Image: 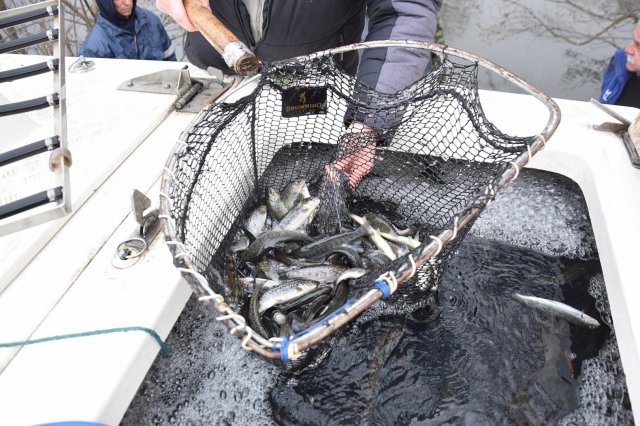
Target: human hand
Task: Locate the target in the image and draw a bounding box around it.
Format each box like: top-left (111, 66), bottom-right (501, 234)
top-left (325, 121), bottom-right (377, 191)
top-left (156, 0), bottom-right (209, 32)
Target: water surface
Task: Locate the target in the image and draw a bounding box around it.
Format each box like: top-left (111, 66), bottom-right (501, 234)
top-left (440, 0), bottom-right (636, 101)
top-left (123, 169), bottom-right (634, 425)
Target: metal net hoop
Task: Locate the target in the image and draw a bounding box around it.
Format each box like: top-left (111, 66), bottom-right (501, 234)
top-left (159, 40), bottom-right (561, 361)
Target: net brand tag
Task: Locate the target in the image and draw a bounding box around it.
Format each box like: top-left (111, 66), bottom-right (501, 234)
top-left (281, 87), bottom-right (327, 118)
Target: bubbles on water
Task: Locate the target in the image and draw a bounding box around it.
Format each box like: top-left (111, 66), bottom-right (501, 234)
top-left (121, 297), bottom-right (279, 426)
top-left (268, 237), bottom-right (591, 424)
top-left (471, 169), bottom-right (598, 259)
top-left (125, 169), bottom-right (630, 424)
top-left (559, 274), bottom-right (634, 425)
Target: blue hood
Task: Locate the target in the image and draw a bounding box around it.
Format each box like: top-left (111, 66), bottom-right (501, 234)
top-left (96, 0), bottom-right (137, 32)
top-left (600, 48), bottom-right (632, 105)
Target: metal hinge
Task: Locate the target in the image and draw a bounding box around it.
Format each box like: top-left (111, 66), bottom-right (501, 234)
top-left (112, 189), bottom-right (163, 268)
top-left (117, 65), bottom-right (234, 113)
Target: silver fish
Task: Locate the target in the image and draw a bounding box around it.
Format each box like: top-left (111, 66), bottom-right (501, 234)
top-left (284, 264), bottom-right (348, 283)
top-left (363, 249), bottom-right (391, 268)
top-left (358, 218), bottom-right (396, 260)
top-left (364, 213), bottom-right (397, 235)
top-left (349, 213), bottom-right (366, 226)
top-left (242, 230), bottom-right (314, 263)
top-left (326, 246), bottom-right (363, 268)
top-left (319, 280), bottom-right (350, 317)
top-left (266, 187), bottom-right (288, 220)
top-left (379, 231), bottom-right (421, 249)
top-left (277, 285), bottom-right (332, 313)
top-left (257, 257), bottom-right (286, 281)
top-left (292, 226), bottom-right (367, 259)
top-left (229, 233), bottom-right (251, 253)
top-left (272, 252), bottom-right (326, 268)
top-left (245, 205), bottom-right (268, 239)
top-left (249, 280), bottom-right (269, 337)
top-left (335, 267), bottom-right (369, 284)
top-left (396, 225), bottom-right (418, 237)
top-left (238, 277), bottom-right (282, 290)
top-left (272, 310), bottom-right (287, 326)
top-left (512, 293), bottom-right (601, 329)
top-left (280, 179), bottom-right (310, 210)
top-left (259, 280), bottom-right (320, 313)
top-left (274, 197), bottom-right (321, 231)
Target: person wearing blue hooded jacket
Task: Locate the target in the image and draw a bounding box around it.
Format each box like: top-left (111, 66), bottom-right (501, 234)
top-left (80, 0), bottom-right (177, 61)
top-left (600, 21), bottom-right (640, 108)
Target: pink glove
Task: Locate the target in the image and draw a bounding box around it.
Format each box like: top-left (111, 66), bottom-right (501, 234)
top-left (325, 121), bottom-right (377, 191)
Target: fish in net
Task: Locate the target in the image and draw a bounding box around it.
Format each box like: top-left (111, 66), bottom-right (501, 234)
top-left (160, 41), bottom-right (560, 363)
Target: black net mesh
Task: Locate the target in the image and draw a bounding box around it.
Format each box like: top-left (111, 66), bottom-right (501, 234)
top-left (164, 45), bottom-right (536, 354)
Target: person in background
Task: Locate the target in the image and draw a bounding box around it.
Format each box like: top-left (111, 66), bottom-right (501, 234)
top-left (155, 0), bottom-right (442, 189)
top-left (80, 0), bottom-right (177, 61)
top-left (600, 20), bottom-right (640, 108)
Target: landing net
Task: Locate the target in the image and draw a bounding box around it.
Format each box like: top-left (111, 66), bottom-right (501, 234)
top-left (160, 41), bottom-right (560, 362)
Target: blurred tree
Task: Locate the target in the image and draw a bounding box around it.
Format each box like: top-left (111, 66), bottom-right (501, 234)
top-left (491, 0), bottom-right (638, 49)
top-left (482, 0), bottom-right (639, 94)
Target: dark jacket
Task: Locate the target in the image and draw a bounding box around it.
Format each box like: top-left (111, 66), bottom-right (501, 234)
top-left (185, 0), bottom-right (442, 93)
top-left (600, 48), bottom-right (631, 105)
top-left (80, 0), bottom-right (176, 61)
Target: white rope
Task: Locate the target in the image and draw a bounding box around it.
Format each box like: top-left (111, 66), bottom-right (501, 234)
top-left (165, 240), bottom-right (187, 251)
top-left (218, 311), bottom-right (268, 351)
top-left (508, 161), bottom-right (520, 182)
top-left (430, 235), bottom-right (443, 255)
top-left (198, 294), bottom-right (224, 304)
top-left (177, 267), bottom-right (221, 303)
top-left (408, 254), bottom-right (417, 277)
top-left (177, 267), bottom-right (267, 352)
top-left (241, 328), bottom-right (254, 351)
top-left (268, 336), bottom-right (300, 359)
top-left (379, 271), bottom-right (398, 295)
top-left (158, 192), bottom-right (171, 202)
top-left (165, 240), bottom-right (190, 261)
top-left (288, 342), bottom-right (301, 360)
top-left (526, 144), bottom-right (533, 162)
top-left (451, 217), bottom-right (459, 240)
top-left (216, 313), bottom-right (246, 335)
top-left (158, 215), bottom-right (177, 232)
top-left (269, 337), bottom-right (285, 346)
top-left (162, 167), bottom-right (177, 181)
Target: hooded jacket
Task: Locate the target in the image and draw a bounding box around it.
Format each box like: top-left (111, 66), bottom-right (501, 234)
top-left (600, 48), bottom-right (631, 105)
top-left (80, 0), bottom-right (176, 61)
top-left (185, 0), bottom-right (442, 94)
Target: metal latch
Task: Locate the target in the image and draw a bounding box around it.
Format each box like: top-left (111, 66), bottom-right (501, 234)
top-left (112, 189), bottom-right (163, 268)
top-left (590, 98), bottom-right (640, 168)
top-left (117, 65), bottom-right (233, 113)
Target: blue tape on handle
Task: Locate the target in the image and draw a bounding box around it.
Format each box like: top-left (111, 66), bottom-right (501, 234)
top-left (279, 337), bottom-right (291, 362)
top-left (374, 279), bottom-right (391, 299)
